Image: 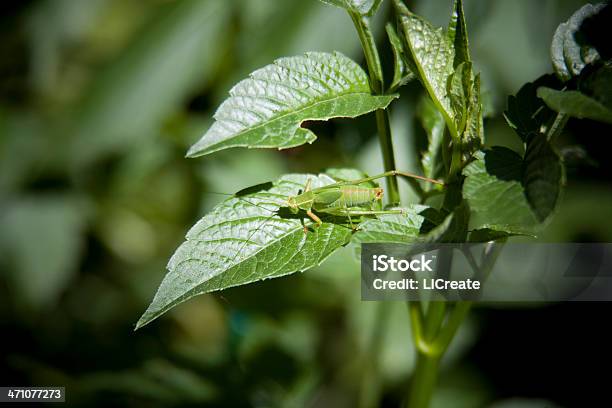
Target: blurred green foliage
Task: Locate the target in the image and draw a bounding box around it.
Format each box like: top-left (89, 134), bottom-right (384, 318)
top-left (0, 0), bottom-right (609, 406)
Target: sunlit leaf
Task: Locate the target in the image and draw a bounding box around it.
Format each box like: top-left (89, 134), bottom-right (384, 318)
top-left (187, 52), bottom-right (396, 157)
top-left (396, 7), bottom-right (456, 136)
top-left (137, 174), bottom-right (353, 329)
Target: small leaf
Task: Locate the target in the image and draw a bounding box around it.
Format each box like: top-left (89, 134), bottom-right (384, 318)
top-left (448, 61), bottom-right (472, 135)
top-left (463, 73), bottom-right (484, 154)
top-left (523, 135), bottom-right (564, 222)
top-left (385, 23), bottom-right (415, 91)
top-left (504, 75), bottom-right (561, 142)
top-left (317, 0), bottom-right (383, 16)
top-left (396, 7), bottom-right (456, 137)
top-left (137, 174), bottom-right (352, 329)
top-left (416, 95), bottom-right (445, 180)
top-left (187, 52), bottom-right (396, 157)
top-left (468, 228), bottom-right (519, 243)
top-left (448, 0), bottom-right (470, 68)
top-left (537, 87), bottom-right (612, 124)
top-left (551, 3), bottom-right (605, 81)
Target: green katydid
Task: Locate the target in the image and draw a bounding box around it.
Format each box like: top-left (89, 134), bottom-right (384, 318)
top-left (285, 170), bottom-right (444, 231)
top-left (202, 169), bottom-right (443, 264)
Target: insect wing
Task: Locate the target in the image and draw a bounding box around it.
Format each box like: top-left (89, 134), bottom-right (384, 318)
top-left (313, 189), bottom-right (343, 205)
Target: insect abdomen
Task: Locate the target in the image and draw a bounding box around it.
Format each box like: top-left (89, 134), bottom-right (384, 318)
top-left (340, 186), bottom-right (377, 207)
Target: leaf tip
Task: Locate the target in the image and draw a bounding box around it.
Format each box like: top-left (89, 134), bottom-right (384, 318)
top-left (134, 315), bottom-right (149, 331)
top-left (186, 143), bottom-right (210, 158)
top-left (134, 304), bottom-right (163, 331)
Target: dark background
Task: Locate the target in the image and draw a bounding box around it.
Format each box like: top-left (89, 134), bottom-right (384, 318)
top-left (1, 0), bottom-right (611, 406)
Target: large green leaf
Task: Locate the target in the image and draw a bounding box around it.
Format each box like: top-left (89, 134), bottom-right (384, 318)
top-left (136, 174), bottom-right (352, 329)
top-left (537, 87), bottom-right (612, 124)
top-left (396, 8), bottom-right (456, 136)
top-left (187, 52), bottom-right (396, 157)
top-left (551, 3), bottom-right (605, 82)
top-left (317, 0), bottom-right (383, 16)
top-left (396, 0), bottom-right (476, 145)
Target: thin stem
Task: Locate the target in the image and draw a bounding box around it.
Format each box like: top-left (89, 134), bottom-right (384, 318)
top-left (423, 301), bottom-right (446, 342)
top-left (433, 301), bottom-right (472, 353)
top-left (409, 301), bottom-right (435, 355)
top-left (349, 11), bottom-right (400, 204)
top-left (349, 11), bottom-right (400, 408)
top-left (547, 112), bottom-right (568, 143)
top-left (349, 12), bottom-right (384, 94)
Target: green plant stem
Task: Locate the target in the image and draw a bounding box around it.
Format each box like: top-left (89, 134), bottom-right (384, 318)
top-left (349, 11), bottom-right (400, 408)
top-left (350, 11), bottom-right (400, 204)
top-left (407, 249), bottom-right (451, 407)
top-left (409, 350), bottom-right (441, 408)
top-left (407, 243), bottom-right (505, 407)
top-left (547, 112), bottom-right (568, 143)
top-left (359, 301), bottom-right (392, 408)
